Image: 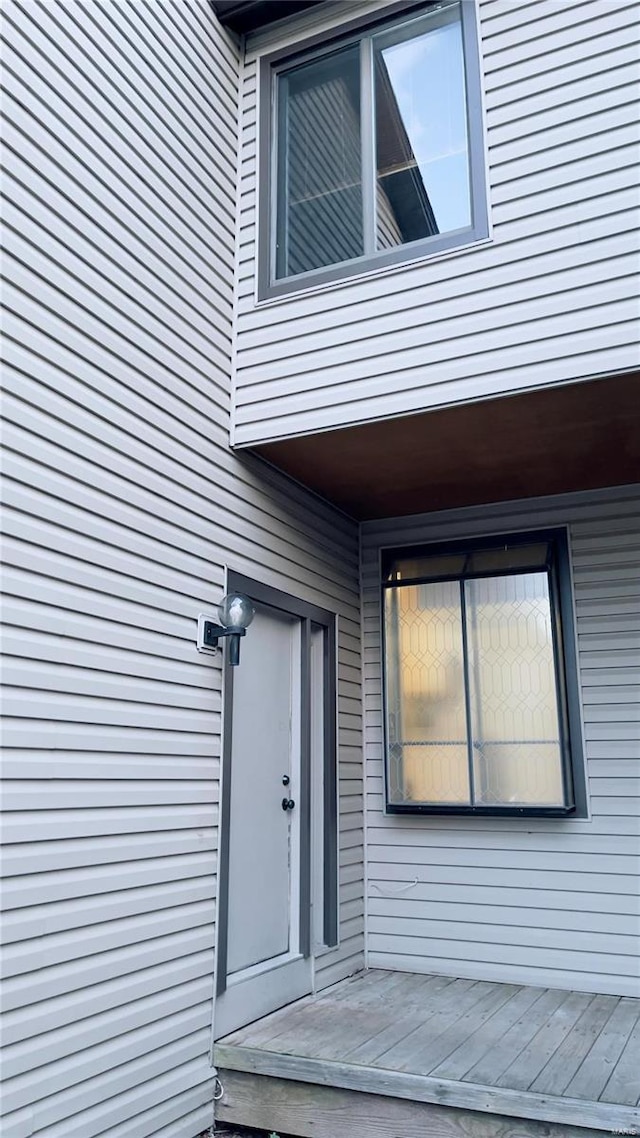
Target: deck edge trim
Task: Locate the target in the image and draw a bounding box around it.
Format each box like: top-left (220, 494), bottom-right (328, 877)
top-left (214, 1043), bottom-right (640, 1132)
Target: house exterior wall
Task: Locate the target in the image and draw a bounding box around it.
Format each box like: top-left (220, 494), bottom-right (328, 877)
top-left (232, 0), bottom-right (640, 447)
top-left (361, 485), bottom-right (640, 998)
top-left (0, 3), bottom-right (362, 1136)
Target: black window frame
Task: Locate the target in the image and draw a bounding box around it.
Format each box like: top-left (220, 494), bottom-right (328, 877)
top-left (257, 0), bottom-right (489, 300)
top-left (380, 528), bottom-right (588, 818)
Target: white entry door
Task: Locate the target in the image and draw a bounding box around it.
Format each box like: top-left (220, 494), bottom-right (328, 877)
top-left (214, 603), bottom-right (313, 1038)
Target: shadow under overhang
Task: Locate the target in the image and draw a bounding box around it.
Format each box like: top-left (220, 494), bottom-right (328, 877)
top-left (210, 0), bottom-right (324, 34)
top-left (249, 373), bottom-right (640, 520)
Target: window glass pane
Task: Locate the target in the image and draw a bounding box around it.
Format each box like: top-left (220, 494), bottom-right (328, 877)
top-left (374, 6), bottom-right (470, 250)
top-left (386, 542), bottom-right (550, 583)
top-left (385, 553), bottom-right (467, 583)
top-left (468, 543), bottom-right (550, 575)
top-left (465, 573), bottom-right (566, 807)
top-left (276, 46), bottom-right (363, 278)
top-left (385, 582), bottom-right (470, 805)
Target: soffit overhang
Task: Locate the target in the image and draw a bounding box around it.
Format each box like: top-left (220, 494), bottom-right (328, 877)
top-left (210, 0), bottom-right (326, 34)
top-left (249, 373), bottom-right (640, 521)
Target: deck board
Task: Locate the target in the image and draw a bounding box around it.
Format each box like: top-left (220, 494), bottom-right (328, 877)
top-left (529, 993), bottom-right (620, 1096)
top-left (369, 978), bottom-right (488, 1068)
top-left (599, 1012), bottom-right (640, 1105)
top-left (396, 983), bottom-right (522, 1074)
top-left (430, 983), bottom-right (543, 1080)
top-left (325, 972), bottom-right (451, 1062)
top-left (461, 985), bottom-right (569, 1084)
top-left (215, 968), bottom-right (640, 1134)
top-left (564, 996), bottom-right (640, 1100)
top-left (343, 973), bottom-right (456, 1064)
top-left (494, 990), bottom-right (595, 1090)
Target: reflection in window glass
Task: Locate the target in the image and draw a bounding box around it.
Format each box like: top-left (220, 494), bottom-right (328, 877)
top-left (385, 543), bottom-right (551, 583)
top-left (374, 11), bottom-right (471, 250)
top-left (276, 47), bottom-right (363, 278)
top-left (269, 0), bottom-right (487, 286)
top-left (385, 552), bottom-right (467, 583)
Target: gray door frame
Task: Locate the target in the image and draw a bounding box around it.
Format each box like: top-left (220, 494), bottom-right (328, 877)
top-left (216, 572), bottom-right (338, 998)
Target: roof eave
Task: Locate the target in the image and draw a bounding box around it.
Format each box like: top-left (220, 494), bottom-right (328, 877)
top-left (210, 1), bottom-right (326, 35)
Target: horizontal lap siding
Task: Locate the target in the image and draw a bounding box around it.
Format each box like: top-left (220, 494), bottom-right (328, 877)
top-left (232, 0), bottom-right (640, 445)
top-left (361, 487), bottom-right (640, 998)
top-left (0, 2), bottom-right (362, 1136)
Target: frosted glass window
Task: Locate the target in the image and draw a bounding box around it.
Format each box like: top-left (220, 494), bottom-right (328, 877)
top-left (385, 583), bottom-right (470, 804)
top-left (465, 573), bottom-right (564, 807)
top-left (383, 533), bottom-right (581, 815)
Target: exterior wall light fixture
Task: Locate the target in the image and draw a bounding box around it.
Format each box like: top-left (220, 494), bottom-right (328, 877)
top-left (196, 593), bottom-right (255, 665)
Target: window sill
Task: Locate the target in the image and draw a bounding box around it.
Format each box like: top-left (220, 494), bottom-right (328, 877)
top-left (253, 231), bottom-right (493, 309)
top-left (385, 803), bottom-right (580, 818)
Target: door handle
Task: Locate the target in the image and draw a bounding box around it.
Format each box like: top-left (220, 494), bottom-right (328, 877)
top-left (281, 797), bottom-right (295, 812)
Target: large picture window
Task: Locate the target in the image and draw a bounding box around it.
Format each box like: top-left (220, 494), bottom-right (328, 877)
top-left (259, 1), bottom-right (488, 297)
top-left (382, 531), bottom-right (586, 816)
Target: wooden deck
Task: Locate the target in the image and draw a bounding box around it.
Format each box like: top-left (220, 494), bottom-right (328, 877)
top-left (214, 969), bottom-right (640, 1138)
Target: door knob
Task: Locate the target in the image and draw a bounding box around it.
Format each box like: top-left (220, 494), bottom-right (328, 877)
top-left (281, 797), bottom-right (295, 811)
top-left (282, 774), bottom-right (290, 786)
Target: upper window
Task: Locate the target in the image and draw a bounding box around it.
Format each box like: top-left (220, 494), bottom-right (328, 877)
top-left (259, 1), bottom-right (488, 297)
top-left (381, 530), bottom-right (586, 817)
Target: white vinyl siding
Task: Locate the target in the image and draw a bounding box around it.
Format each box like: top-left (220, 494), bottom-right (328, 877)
top-left (0, 2), bottom-right (362, 1136)
top-left (232, 0), bottom-right (640, 446)
top-left (361, 485), bottom-right (640, 998)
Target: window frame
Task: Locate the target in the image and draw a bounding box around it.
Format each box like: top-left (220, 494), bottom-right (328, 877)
top-left (257, 0), bottom-right (489, 300)
top-left (380, 528), bottom-right (588, 818)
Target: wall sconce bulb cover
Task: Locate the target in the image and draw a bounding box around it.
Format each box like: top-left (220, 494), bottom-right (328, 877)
top-left (217, 592), bottom-right (255, 631)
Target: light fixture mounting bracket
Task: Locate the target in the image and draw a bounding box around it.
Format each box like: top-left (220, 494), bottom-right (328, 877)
top-left (201, 622), bottom-right (246, 650)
